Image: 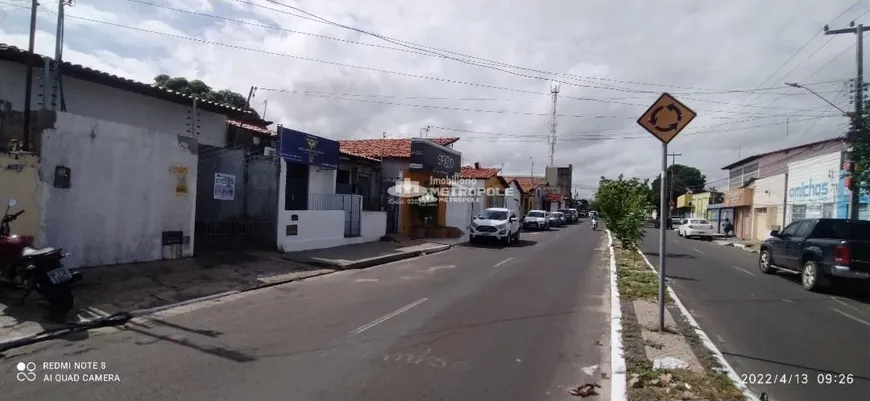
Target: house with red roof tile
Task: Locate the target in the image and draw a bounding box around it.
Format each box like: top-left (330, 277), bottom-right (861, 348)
top-left (339, 137), bottom-right (470, 238)
top-left (502, 176), bottom-right (549, 214)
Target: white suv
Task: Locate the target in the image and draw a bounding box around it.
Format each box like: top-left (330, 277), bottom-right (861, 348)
top-left (469, 208), bottom-right (521, 245)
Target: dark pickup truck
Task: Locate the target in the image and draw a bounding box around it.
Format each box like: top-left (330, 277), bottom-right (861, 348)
top-left (758, 218), bottom-right (870, 292)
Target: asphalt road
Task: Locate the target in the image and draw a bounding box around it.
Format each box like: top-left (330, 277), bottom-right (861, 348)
top-left (0, 223), bottom-right (610, 401)
top-left (642, 228), bottom-right (870, 401)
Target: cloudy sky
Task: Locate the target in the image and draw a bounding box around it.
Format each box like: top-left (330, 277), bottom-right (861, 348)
top-left (1, 0), bottom-right (866, 197)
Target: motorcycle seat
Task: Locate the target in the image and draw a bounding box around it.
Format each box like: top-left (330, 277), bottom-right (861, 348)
top-left (22, 247), bottom-right (56, 257)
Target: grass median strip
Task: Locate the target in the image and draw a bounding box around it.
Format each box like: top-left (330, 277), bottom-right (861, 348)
top-left (614, 246), bottom-right (670, 303)
top-left (612, 239), bottom-right (747, 401)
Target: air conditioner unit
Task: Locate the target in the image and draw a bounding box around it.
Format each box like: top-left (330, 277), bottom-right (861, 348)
top-left (263, 147), bottom-right (276, 156)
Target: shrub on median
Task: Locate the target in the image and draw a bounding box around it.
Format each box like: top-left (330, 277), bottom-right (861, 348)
top-left (595, 174), bottom-right (651, 250)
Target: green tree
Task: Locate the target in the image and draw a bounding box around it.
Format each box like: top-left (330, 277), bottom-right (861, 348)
top-left (153, 75), bottom-right (260, 118)
top-left (649, 164), bottom-right (706, 209)
top-left (595, 175), bottom-right (651, 249)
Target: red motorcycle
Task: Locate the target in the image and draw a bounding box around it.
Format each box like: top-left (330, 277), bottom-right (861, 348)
top-left (0, 198), bottom-right (79, 313)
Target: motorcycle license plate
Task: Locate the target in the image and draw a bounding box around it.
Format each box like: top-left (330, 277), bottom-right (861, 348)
top-left (47, 267), bottom-right (73, 284)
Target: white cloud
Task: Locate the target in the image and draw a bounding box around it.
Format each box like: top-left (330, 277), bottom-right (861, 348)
top-left (1, 0), bottom-right (864, 197)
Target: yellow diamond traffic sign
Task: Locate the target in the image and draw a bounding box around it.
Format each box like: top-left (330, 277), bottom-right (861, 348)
top-left (637, 93), bottom-right (697, 144)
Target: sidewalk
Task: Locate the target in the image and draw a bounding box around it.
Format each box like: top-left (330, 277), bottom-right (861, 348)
top-left (282, 236), bottom-right (456, 269)
top-left (713, 238), bottom-right (762, 254)
top-left (1, 239), bottom-right (453, 346)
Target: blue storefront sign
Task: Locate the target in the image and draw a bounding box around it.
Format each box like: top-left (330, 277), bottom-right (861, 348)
top-left (277, 126), bottom-right (340, 169)
top-left (837, 169), bottom-right (870, 219)
top-left (788, 179), bottom-right (830, 203)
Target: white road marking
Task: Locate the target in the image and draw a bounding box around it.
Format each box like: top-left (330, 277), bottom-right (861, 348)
top-left (831, 308), bottom-right (870, 327)
top-left (425, 265), bottom-right (456, 273)
top-left (830, 296), bottom-right (870, 314)
top-left (494, 257), bottom-right (514, 267)
top-left (355, 278), bottom-right (379, 282)
top-left (692, 247), bottom-right (704, 254)
top-left (782, 298), bottom-right (794, 303)
top-left (731, 265), bottom-right (755, 276)
top-left (351, 298), bottom-right (428, 335)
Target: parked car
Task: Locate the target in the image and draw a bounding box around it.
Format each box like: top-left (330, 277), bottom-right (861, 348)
top-left (523, 210), bottom-right (549, 230)
top-left (469, 207), bottom-right (522, 245)
top-left (548, 212), bottom-right (562, 227)
top-left (568, 208), bottom-right (580, 222)
top-left (557, 209), bottom-right (577, 223)
top-left (678, 218), bottom-right (715, 240)
top-left (555, 211), bottom-right (568, 226)
top-left (759, 218), bottom-right (870, 292)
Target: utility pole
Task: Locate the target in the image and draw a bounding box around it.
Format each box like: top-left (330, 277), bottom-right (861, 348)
top-left (548, 84), bottom-right (560, 166)
top-left (825, 21), bottom-right (870, 220)
top-left (52, 0), bottom-right (70, 111)
top-left (529, 157), bottom-right (534, 177)
top-left (666, 152), bottom-right (682, 213)
top-left (22, 0), bottom-right (39, 152)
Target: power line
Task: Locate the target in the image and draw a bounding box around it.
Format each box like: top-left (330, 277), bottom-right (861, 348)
top-left (426, 115), bottom-right (841, 142)
top-left (2, 1), bottom-right (852, 114)
top-left (255, 86), bottom-right (845, 117)
top-left (704, 0), bottom-right (865, 121)
top-left (117, 0), bottom-right (857, 96)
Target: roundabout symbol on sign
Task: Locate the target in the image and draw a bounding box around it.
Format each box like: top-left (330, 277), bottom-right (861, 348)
top-left (636, 92), bottom-right (697, 144)
top-left (649, 103), bottom-right (683, 132)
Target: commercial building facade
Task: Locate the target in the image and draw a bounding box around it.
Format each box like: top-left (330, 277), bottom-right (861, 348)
top-left (784, 152), bottom-right (841, 225)
top-left (719, 137), bottom-right (846, 240)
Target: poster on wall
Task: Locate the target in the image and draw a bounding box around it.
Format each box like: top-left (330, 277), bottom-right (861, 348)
top-left (170, 165), bottom-right (189, 196)
top-left (213, 173), bottom-right (236, 201)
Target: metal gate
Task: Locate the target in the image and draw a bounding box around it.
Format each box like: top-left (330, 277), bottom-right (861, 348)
top-left (309, 194), bottom-right (362, 237)
top-left (194, 146), bottom-right (280, 254)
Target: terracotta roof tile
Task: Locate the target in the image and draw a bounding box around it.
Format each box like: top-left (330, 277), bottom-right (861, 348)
top-left (504, 176), bottom-right (547, 193)
top-left (340, 149), bottom-right (381, 162)
top-left (459, 166), bottom-right (501, 179)
top-left (338, 137), bottom-right (459, 159)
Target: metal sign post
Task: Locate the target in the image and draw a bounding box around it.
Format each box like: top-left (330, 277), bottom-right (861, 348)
top-left (636, 93), bottom-right (697, 331)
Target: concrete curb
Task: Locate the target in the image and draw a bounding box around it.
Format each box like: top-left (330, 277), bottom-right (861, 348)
top-left (635, 250), bottom-right (762, 401)
top-left (715, 241), bottom-right (759, 254)
top-left (302, 244), bottom-right (453, 270)
top-left (605, 230), bottom-right (628, 401)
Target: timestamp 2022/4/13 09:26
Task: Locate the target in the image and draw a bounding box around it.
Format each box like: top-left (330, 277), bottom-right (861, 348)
top-left (740, 373), bottom-right (855, 386)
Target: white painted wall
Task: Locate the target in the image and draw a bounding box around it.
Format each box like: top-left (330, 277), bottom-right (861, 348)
top-left (361, 211), bottom-right (387, 239)
top-left (753, 174), bottom-right (786, 206)
top-left (446, 200), bottom-right (473, 233)
top-left (785, 152), bottom-right (841, 223)
top-left (309, 166), bottom-right (337, 194)
top-left (0, 60), bottom-right (227, 147)
top-left (38, 112), bottom-right (198, 268)
top-left (277, 158), bottom-right (382, 252)
top-left (506, 181), bottom-right (521, 216)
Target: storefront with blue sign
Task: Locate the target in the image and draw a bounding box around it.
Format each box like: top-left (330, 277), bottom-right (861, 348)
top-left (277, 126), bottom-right (340, 211)
top-left (785, 152), bottom-right (841, 225)
top-left (837, 170), bottom-right (870, 220)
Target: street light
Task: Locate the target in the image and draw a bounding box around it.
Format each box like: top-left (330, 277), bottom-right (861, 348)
top-left (785, 82), bottom-right (849, 115)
